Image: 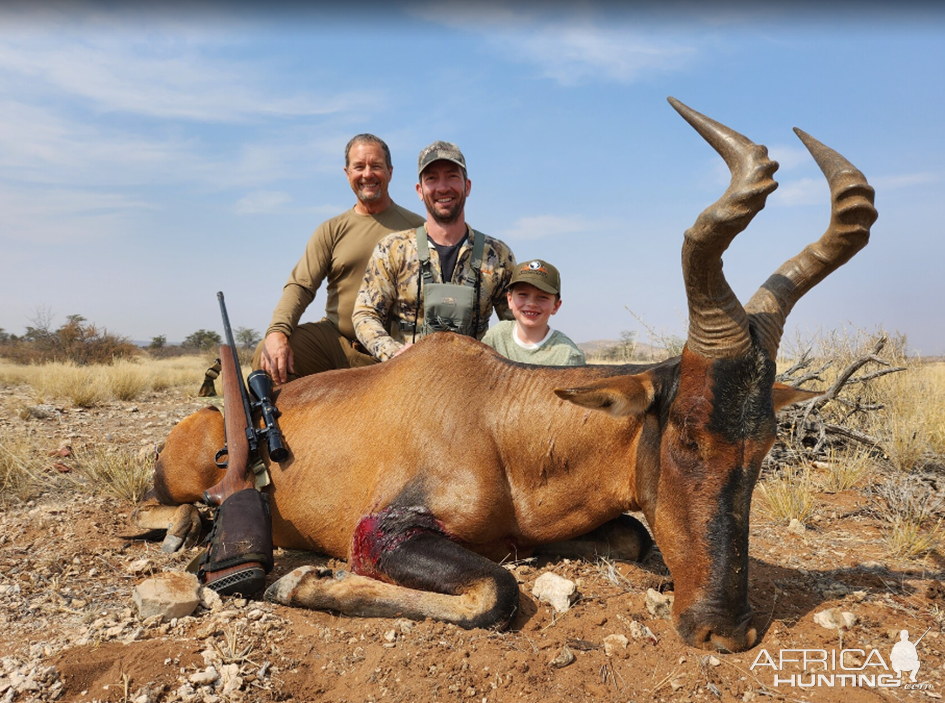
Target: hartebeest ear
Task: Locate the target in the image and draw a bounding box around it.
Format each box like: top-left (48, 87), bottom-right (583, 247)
top-left (555, 374), bottom-right (654, 418)
top-left (772, 382), bottom-right (822, 411)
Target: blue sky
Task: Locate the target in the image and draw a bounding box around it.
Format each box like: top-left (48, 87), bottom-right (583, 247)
top-left (2, 2), bottom-right (943, 355)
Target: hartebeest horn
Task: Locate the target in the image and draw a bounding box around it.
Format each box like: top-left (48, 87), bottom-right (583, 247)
top-left (745, 128), bottom-right (878, 358)
top-left (669, 97), bottom-right (780, 358)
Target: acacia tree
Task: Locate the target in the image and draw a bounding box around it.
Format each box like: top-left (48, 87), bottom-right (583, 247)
top-left (182, 329), bottom-right (222, 352)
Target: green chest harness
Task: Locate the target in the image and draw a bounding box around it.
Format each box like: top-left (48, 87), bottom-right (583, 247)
top-left (412, 225), bottom-right (484, 342)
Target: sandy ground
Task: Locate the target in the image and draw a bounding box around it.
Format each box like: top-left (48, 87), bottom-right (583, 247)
top-left (1, 384), bottom-right (944, 703)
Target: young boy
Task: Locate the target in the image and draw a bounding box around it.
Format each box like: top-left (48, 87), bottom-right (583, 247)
top-left (481, 259), bottom-right (585, 366)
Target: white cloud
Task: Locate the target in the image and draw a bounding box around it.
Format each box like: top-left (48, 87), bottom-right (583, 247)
top-left (498, 215), bottom-right (617, 242)
top-left (770, 177), bottom-right (823, 206)
top-left (766, 143), bottom-right (816, 171)
top-left (0, 186), bottom-right (155, 244)
top-left (871, 172), bottom-right (940, 189)
top-left (0, 27), bottom-right (378, 123)
top-left (235, 190), bottom-right (292, 215)
top-left (409, 2), bottom-right (696, 86)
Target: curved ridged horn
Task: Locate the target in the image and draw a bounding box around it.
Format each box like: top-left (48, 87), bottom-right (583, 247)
top-left (745, 128), bottom-right (878, 359)
top-left (669, 97), bottom-right (779, 359)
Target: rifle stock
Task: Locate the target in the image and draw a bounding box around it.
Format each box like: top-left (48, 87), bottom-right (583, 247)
top-left (203, 343), bottom-right (254, 506)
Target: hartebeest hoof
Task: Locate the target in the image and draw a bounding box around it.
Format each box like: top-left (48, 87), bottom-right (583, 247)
top-left (161, 504), bottom-right (203, 553)
top-left (131, 501), bottom-right (205, 553)
top-left (265, 566), bottom-right (335, 605)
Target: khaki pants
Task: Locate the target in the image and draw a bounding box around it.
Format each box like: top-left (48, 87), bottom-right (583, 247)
top-left (251, 319), bottom-right (377, 381)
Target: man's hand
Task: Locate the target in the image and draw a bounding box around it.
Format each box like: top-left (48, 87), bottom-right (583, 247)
top-left (261, 331), bottom-right (294, 385)
top-left (392, 342), bottom-right (413, 358)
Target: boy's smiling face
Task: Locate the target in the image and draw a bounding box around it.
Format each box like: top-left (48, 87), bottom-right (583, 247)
top-left (507, 282), bottom-right (562, 333)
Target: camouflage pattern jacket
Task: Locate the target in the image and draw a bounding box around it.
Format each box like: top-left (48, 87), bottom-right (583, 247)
top-left (353, 226), bottom-right (516, 361)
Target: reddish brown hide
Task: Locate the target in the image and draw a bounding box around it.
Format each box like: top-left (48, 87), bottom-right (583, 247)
top-left (135, 98), bottom-right (876, 651)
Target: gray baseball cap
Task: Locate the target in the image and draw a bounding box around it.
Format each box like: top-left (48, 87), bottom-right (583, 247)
top-left (418, 141), bottom-right (466, 177)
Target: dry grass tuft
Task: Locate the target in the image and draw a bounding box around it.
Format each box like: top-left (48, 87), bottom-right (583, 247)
top-left (69, 445), bottom-right (155, 503)
top-left (103, 360), bottom-right (152, 401)
top-left (756, 467), bottom-right (818, 524)
top-left (0, 432), bottom-right (50, 503)
top-left (870, 475), bottom-right (945, 558)
top-left (883, 518), bottom-right (941, 559)
top-left (815, 446), bottom-right (876, 494)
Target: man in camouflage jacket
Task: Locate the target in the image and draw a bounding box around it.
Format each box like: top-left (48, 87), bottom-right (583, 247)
top-left (353, 141), bottom-right (516, 362)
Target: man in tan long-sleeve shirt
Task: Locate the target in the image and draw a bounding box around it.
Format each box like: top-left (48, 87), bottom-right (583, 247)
top-left (252, 134), bottom-right (425, 383)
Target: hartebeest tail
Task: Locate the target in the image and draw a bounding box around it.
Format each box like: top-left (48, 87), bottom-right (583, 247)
top-left (134, 98), bottom-right (876, 652)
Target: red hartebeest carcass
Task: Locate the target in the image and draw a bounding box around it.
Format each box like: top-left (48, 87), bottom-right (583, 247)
top-left (133, 98), bottom-right (876, 652)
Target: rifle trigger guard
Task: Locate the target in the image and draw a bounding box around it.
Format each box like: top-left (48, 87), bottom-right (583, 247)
top-left (214, 446), bottom-right (229, 468)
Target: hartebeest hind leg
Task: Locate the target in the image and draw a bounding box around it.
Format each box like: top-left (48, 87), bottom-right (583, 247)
top-left (535, 514), bottom-right (653, 562)
top-left (266, 532), bottom-right (520, 629)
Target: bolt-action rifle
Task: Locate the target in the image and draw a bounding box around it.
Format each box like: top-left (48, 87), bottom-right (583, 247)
top-left (197, 292), bottom-right (286, 596)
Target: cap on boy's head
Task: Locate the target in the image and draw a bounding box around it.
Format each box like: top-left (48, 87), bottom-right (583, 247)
top-left (418, 141), bottom-right (466, 177)
top-left (509, 259), bottom-right (561, 296)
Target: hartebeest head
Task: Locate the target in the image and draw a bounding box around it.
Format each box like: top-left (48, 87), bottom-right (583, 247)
top-left (559, 98), bottom-right (876, 651)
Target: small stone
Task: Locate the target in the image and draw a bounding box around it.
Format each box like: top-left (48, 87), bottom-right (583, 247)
top-left (128, 558), bottom-right (153, 575)
top-left (532, 572), bottom-right (578, 613)
top-left (603, 634), bottom-right (628, 656)
top-left (705, 655), bottom-right (721, 667)
top-left (133, 572), bottom-right (201, 622)
top-left (188, 666), bottom-right (218, 686)
top-left (645, 588), bottom-right (674, 619)
top-left (548, 646), bottom-right (575, 669)
top-left (220, 664), bottom-right (241, 695)
top-left (383, 629), bottom-right (397, 643)
top-left (813, 607), bottom-right (857, 630)
top-left (787, 518), bottom-right (806, 535)
top-left (198, 587), bottom-right (223, 612)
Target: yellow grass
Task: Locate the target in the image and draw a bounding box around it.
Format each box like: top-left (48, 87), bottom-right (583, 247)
top-left (0, 431), bottom-right (49, 503)
top-left (0, 355), bottom-right (215, 407)
top-left (68, 445), bottom-right (155, 503)
top-left (814, 446), bottom-right (876, 494)
top-left (883, 518), bottom-right (941, 559)
top-left (756, 467), bottom-right (818, 524)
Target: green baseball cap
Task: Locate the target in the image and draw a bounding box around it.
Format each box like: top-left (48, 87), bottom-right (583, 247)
top-left (418, 141), bottom-right (466, 177)
top-left (509, 259), bottom-right (561, 295)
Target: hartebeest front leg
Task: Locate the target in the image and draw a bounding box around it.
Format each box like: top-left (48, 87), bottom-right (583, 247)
top-left (535, 514), bottom-right (653, 562)
top-left (266, 532), bottom-right (520, 629)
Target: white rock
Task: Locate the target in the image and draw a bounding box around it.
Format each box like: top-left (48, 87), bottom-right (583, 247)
top-left (198, 587), bottom-right (223, 612)
top-left (219, 664), bottom-right (241, 696)
top-left (603, 634), bottom-right (629, 656)
top-left (188, 666), bottom-right (219, 686)
top-left (532, 572), bottom-right (578, 613)
top-left (813, 607), bottom-right (857, 630)
top-left (645, 588), bottom-right (674, 619)
top-left (628, 620), bottom-right (657, 642)
top-left (127, 558), bottom-right (153, 575)
top-left (132, 572), bottom-right (201, 622)
top-left (788, 518), bottom-right (806, 534)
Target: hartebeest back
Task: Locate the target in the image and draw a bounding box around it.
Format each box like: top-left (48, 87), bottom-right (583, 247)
top-left (134, 98), bottom-right (876, 652)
